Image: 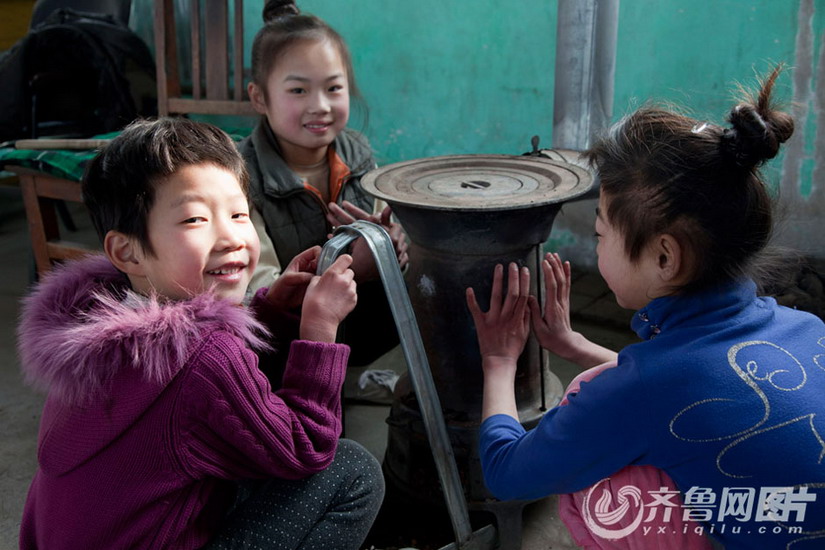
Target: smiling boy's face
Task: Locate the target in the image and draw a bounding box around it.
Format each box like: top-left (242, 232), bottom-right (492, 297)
top-left (127, 163), bottom-right (260, 303)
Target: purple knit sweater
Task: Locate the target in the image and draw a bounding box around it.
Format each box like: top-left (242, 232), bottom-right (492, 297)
top-left (17, 255), bottom-right (350, 549)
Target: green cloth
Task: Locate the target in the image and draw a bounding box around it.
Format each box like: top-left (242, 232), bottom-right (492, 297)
top-left (0, 128), bottom-right (252, 182)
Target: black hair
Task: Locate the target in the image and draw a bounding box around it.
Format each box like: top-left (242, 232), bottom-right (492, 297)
top-left (82, 117), bottom-right (248, 255)
top-left (584, 66), bottom-right (795, 293)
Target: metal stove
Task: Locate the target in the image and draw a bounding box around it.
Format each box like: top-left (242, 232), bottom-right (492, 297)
top-left (358, 154), bottom-right (592, 548)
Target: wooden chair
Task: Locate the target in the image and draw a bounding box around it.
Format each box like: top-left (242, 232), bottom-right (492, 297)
top-left (11, 0), bottom-right (257, 278)
top-left (154, 0), bottom-right (257, 117)
top-left (10, 165), bottom-right (94, 277)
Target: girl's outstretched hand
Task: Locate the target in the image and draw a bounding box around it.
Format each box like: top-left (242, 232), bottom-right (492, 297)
top-left (300, 254), bottom-right (358, 343)
top-left (467, 263), bottom-right (530, 421)
top-left (529, 252), bottom-right (618, 368)
top-left (326, 201), bottom-right (409, 281)
top-left (466, 263), bottom-right (531, 368)
top-left (529, 252), bottom-right (576, 355)
top-left (265, 246), bottom-right (320, 312)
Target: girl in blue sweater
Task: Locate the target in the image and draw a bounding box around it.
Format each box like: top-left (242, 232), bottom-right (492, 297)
top-left (467, 67), bottom-right (825, 549)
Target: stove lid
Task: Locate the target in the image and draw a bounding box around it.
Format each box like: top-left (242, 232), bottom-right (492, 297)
top-left (361, 154), bottom-right (593, 211)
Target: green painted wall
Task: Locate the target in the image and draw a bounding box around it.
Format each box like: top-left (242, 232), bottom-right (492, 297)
top-left (301, 0), bottom-right (559, 164)
top-left (611, 0), bottom-right (806, 199)
top-left (131, 0), bottom-right (824, 261)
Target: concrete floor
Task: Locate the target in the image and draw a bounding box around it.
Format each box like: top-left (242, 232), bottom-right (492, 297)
top-left (0, 185), bottom-right (639, 549)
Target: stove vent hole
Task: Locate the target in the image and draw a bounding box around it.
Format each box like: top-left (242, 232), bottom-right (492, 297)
top-left (460, 180), bottom-right (491, 189)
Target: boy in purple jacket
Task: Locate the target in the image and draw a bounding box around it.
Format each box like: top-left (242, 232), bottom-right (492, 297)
top-left (17, 118), bottom-right (383, 549)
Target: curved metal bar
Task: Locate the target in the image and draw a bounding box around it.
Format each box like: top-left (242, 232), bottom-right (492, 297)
top-left (317, 220), bottom-right (474, 546)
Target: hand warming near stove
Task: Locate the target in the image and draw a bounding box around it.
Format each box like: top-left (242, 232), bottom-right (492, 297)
top-left (466, 254), bottom-right (616, 422)
top-left (466, 262), bottom-right (532, 420)
top-left (468, 65), bottom-right (825, 550)
top-left (529, 252), bottom-right (617, 368)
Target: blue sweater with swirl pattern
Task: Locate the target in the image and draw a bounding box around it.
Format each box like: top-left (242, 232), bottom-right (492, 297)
top-left (480, 279), bottom-right (825, 549)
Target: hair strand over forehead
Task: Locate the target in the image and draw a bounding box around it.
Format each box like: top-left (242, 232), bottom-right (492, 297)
top-left (82, 118), bottom-right (249, 255)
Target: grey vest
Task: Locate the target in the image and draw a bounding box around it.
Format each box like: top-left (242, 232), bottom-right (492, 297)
top-left (240, 120), bottom-right (377, 266)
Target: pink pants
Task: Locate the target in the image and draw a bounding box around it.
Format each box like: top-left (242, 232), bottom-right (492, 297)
top-left (557, 362), bottom-right (713, 550)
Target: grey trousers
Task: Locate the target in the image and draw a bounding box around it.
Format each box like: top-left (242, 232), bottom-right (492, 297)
top-left (204, 439), bottom-right (385, 550)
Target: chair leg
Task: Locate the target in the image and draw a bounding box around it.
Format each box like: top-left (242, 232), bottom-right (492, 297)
top-left (55, 200), bottom-right (77, 232)
top-left (29, 252), bottom-right (39, 285)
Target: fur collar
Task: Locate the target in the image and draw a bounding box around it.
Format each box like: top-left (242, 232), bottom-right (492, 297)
top-left (18, 255), bottom-right (268, 405)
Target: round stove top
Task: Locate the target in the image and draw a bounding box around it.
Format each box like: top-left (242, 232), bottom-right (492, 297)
top-left (361, 154), bottom-right (592, 211)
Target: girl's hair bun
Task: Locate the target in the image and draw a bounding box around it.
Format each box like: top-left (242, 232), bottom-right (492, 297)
top-left (721, 67), bottom-right (794, 170)
top-left (263, 0), bottom-right (300, 23)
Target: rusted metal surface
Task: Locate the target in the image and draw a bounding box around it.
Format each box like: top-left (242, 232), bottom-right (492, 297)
top-left (363, 154), bottom-right (590, 211)
top-left (362, 154), bottom-right (590, 419)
